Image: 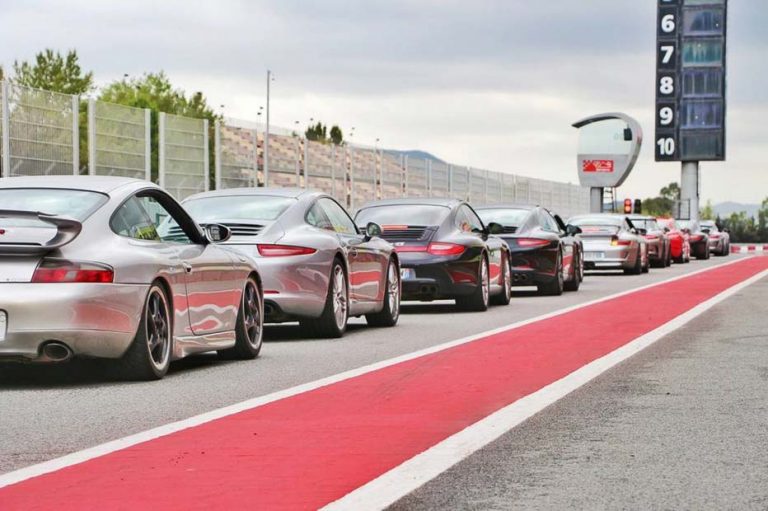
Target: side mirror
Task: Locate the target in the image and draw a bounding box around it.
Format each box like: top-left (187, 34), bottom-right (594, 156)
top-left (630, 228), bottom-right (638, 235)
top-left (363, 222), bottom-right (382, 241)
top-left (485, 222), bottom-right (504, 235)
top-left (663, 226), bottom-right (670, 233)
top-left (566, 224), bottom-right (582, 236)
top-left (203, 223), bottom-right (232, 243)
top-left (636, 227), bottom-right (648, 236)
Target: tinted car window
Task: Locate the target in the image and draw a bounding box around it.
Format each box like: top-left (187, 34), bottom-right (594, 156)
top-left (455, 205), bottom-right (483, 233)
top-left (306, 202), bottom-right (334, 230)
top-left (539, 210), bottom-right (560, 233)
top-left (111, 197), bottom-right (161, 241)
top-left (142, 196), bottom-right (192, 244)
top-left (355, 205), bottom-right (450, 226)
top-left (318, 198), bottom-right (357, 235)
top-left (183, 195), bottom-right (294, 222)
top-left (476, 208), bottom-right (530, 228)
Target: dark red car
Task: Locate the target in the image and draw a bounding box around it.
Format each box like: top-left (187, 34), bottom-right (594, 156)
top-left (657, 217), bottom-right (691, 264)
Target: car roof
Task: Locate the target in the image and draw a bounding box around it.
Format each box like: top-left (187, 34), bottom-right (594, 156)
top-left (475, 204), bottom-right (536, 211)
top-left (0, 175), bottom-right (148, 193)
top-left (184, 187), bottom-right (316, 201)
top-left (627, 215), bottom-right (654, 220)
top-left (570, 213), bottom-right (627, 219)
top-left (358, 197), bottom-right (462, 208)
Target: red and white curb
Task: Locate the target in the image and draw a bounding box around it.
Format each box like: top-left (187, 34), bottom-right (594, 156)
top-left (731, 244), bottom-right (768, 254)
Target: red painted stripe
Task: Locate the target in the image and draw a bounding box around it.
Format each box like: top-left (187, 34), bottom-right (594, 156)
top-left (2, 258), bottom-right (767, 511)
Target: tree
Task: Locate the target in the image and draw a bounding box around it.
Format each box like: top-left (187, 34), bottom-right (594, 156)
top-left (641, 182), bottom-right (680, 218)
top-left (660, 182), bottom-right (680, 201)
top-left (12, 49), bottom-right (94, 95)
top-left (99, 72), bottom-right (220, 183)
top-left (329, 125), bottom-right (343, 145)
top-left (700, 200), bottom-right (715, 220)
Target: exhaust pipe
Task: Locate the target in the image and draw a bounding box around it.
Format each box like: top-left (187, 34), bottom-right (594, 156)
top-left (40, 342), bottom-right (73, 363)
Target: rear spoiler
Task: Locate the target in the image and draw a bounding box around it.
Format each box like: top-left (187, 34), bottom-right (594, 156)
top-left (0, 210), bottom-right (82, 255)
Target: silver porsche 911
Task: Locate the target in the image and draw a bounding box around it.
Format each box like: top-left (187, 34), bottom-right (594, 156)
top-left (568, 213), bottom-right (649, 274)
top-left (0, 176), bottom-right (264, 380)
top-left (181, 188), bottom-right (401, 338)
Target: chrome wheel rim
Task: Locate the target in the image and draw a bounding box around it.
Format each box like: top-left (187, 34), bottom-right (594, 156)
top-left (387, 262), bottom-right (400, 320)
top-left (332, 266), bottom-right (348, 329)
top-left (242, 280), bottom-right (262, 349)
top-left (481, 259), bottom-right (489, 306)
top-left (145, 288), bottom-right (170, 369)
top-left (503, 257), bottom-right (512, 297)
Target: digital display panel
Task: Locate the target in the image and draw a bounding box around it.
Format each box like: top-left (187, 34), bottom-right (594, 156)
top-left (655, 0), bottom-right (727, 162)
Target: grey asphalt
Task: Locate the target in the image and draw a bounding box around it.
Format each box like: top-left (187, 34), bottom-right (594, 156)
top-left (391, 262), bottom-right (768, 510)
top-left (0, 256), bottom-right (750, 479)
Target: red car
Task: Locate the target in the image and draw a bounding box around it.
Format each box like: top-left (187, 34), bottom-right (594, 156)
top-left (657, 218), bottom-right (691, 264)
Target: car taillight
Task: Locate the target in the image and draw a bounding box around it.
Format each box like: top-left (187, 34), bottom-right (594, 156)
top-left (257, 244), bottom-right (317, 257)
top-left (644, 234), bottom-right (659, 240)
top-left (610, 236), bottom-right (631, 246)
top-left (32, 259), bottom-right (114, 283)
top-left (427, 242), bottom-right (466, 256)
top-left (690, 234), bottom-right (703, 242)
top-left (516, 238), bottom-right (551, 248)
top-left (394, 245), bottom-right (428, 253)
top-left (710, 234), bottom-right (720, 239)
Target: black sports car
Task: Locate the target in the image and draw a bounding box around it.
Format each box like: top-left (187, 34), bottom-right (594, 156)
top-left (355, 199), bottom-right (511, 311)
top-left (476, 205), bottom-right (584, 295)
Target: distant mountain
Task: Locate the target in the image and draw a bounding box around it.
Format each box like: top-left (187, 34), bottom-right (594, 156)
top-left (385, 149), bottom-right (445, 163)
top-left (713, 202), bottom-right (761, 219)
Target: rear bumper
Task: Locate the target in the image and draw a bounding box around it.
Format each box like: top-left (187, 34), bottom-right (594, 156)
top-left (400, 259), bottom-right (480, 300)
top-left (508, 247), bottom-right (558, 286)
top-left (0, 283), bottom-right (147, 361)
top-left (582, 246), bottom-right (633, 270)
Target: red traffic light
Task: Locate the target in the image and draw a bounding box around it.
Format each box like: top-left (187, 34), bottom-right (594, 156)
top-left (624, 199), bottom-right (632, 214)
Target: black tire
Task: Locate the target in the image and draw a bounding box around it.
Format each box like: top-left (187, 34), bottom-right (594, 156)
top-left (218, 277), bottom-right (263, 360)
top-left (539, 252), bottom-right (564, 296)
top-left (564, 250), bottom-right (582, 292)
top-left (366, 258), bottom-right (401, 327)
top-left (120, 282), bottom-right (172, 381)
top-left (624, 248), bottom-right (642, 275)
top-left (456, 256), bottom-right (490, 312)
top-left (665, 245), bottom-right (672, 266)
top-left (642, 250), bottom-right (650, 273)
top-left (490, 253), bottom-right (512, 305)
top-left (301, 260), bottom-right (348, 338)
top-left (697, 245), bottom-right (710, 260)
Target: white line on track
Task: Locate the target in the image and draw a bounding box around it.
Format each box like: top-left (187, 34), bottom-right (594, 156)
top-left (324, 263), bottom-right (768, 510)
top-left (0, 256), bottom-right (756, 490)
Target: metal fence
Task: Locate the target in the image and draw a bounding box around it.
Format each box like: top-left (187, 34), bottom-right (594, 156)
top-left (158, 112), bottom-right (209, 200)
top-left (0, 80), bottom-right (590, 217)
top-left (1, 81), bottom-right (78, 177)
top-left (88, 99), bottom-right (150, 180)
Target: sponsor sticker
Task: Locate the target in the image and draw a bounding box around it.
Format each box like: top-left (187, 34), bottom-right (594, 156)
top-left (582, 160), bottom-right (615, 173)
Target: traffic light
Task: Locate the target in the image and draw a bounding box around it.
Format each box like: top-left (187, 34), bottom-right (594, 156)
top-left (634, 199), bottom-right (642, 215)
top-left (624, 198), bottom-right (632, 214)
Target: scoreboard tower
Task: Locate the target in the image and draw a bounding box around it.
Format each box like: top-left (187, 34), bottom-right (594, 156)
top-left (654, 0), bottom-right (727, 222)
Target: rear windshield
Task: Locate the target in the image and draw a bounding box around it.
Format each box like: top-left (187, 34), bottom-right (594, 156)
top-left (701, 222), bottom-right (719, 233)
top-left (355, 205), bottom-right (450, 226)
top-left (183, 195), bottom-right (295, 222)
top-left (628, 218), bottom-right (660, 231)
top-left (0, 188), bottom-right (108, 224)
top-left (476, 208), bottom-right (530, 227)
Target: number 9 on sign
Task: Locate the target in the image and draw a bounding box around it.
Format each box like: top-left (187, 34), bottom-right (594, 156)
top-left (659, 107), bottom-right (673, 125)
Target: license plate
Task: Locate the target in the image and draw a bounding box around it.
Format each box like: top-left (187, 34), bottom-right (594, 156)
top-left (400, 268), bottom-right (416, 280)
top-left (0, 311), bottom-right (6, 342)
top-left (585, 251), bottom-right (605, 259)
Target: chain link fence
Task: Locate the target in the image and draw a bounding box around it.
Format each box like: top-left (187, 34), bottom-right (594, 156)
top-left (88, 99), bottom-right (150, 180)
top-left (159, 112), bottom-right (209, 200)
top-left (1, 81), bottom-right (78, 177)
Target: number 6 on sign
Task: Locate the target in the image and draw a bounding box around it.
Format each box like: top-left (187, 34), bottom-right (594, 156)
top-left (657, 137), bottom-right (675, 156)
top-left (661, 14), bottom-right (676, 33)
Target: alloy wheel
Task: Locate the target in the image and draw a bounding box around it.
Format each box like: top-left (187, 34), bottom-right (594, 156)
top-left (481, 259), bottom-right (489, 306)
top-left (145, 288), bottom-right (170, 370)
top-left (387, 261), bottom-right (401, 321)
top-left (242, 280), bottom-right (263, 350)
top-left (332, 265), bottom-right (348, 330)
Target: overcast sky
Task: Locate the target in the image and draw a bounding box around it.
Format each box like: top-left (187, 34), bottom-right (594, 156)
top-left (1, 0), bottom-right (766, 204)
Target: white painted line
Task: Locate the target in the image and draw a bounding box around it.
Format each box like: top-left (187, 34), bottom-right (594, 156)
top-left (0, 256), bottom-right (755, 489)
top-left (323, 265), bottom-right (768, 511)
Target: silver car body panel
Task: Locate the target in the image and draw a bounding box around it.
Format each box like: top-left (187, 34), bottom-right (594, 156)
top-left (183, 188), bottom-right (395, 322)
top-left (570, 214), bottom-right (647, 270)
top-left (0, 176), bottom-right (258, 362)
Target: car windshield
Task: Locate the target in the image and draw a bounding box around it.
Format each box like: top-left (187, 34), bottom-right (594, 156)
top-left (0, 188), bottom-right (108, 226)
top-left (701, 222), bottom-right (719, 233)
top-left (183, 195), bottom-right (295, 222)
top-left (476, 208), bottom-right (530, 227)
top-left (355, 205), bottom-right (450, 226)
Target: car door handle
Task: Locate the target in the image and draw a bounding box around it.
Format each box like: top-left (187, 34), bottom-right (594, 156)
top-left (182, 262), bottom-right (193, 273)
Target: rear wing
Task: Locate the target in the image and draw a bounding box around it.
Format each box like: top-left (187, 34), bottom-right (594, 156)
top-left (0, 210), bottom-right (82, 255)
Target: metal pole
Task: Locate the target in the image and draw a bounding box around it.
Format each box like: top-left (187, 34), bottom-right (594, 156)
top-left (590, 187), bottom-right (603, 213)
top-left (264, 69), bottom-right (271, 185)
top-left (203, 119), bottom-right (210, 192)
top-left (1, 81), bottom-right (9, 178)
top-left (87, 98), bottom-right (96, 175)
top-left (72, 95), bottom-right (80, 175)
top-left (681, 161), bottom-right (699, 222)
top-left (158, 113), bottom-right (166, 188)
top-left (144, 108), bottom-right (151, 182)
top-left (214, 120), bottom-right (222, 190)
